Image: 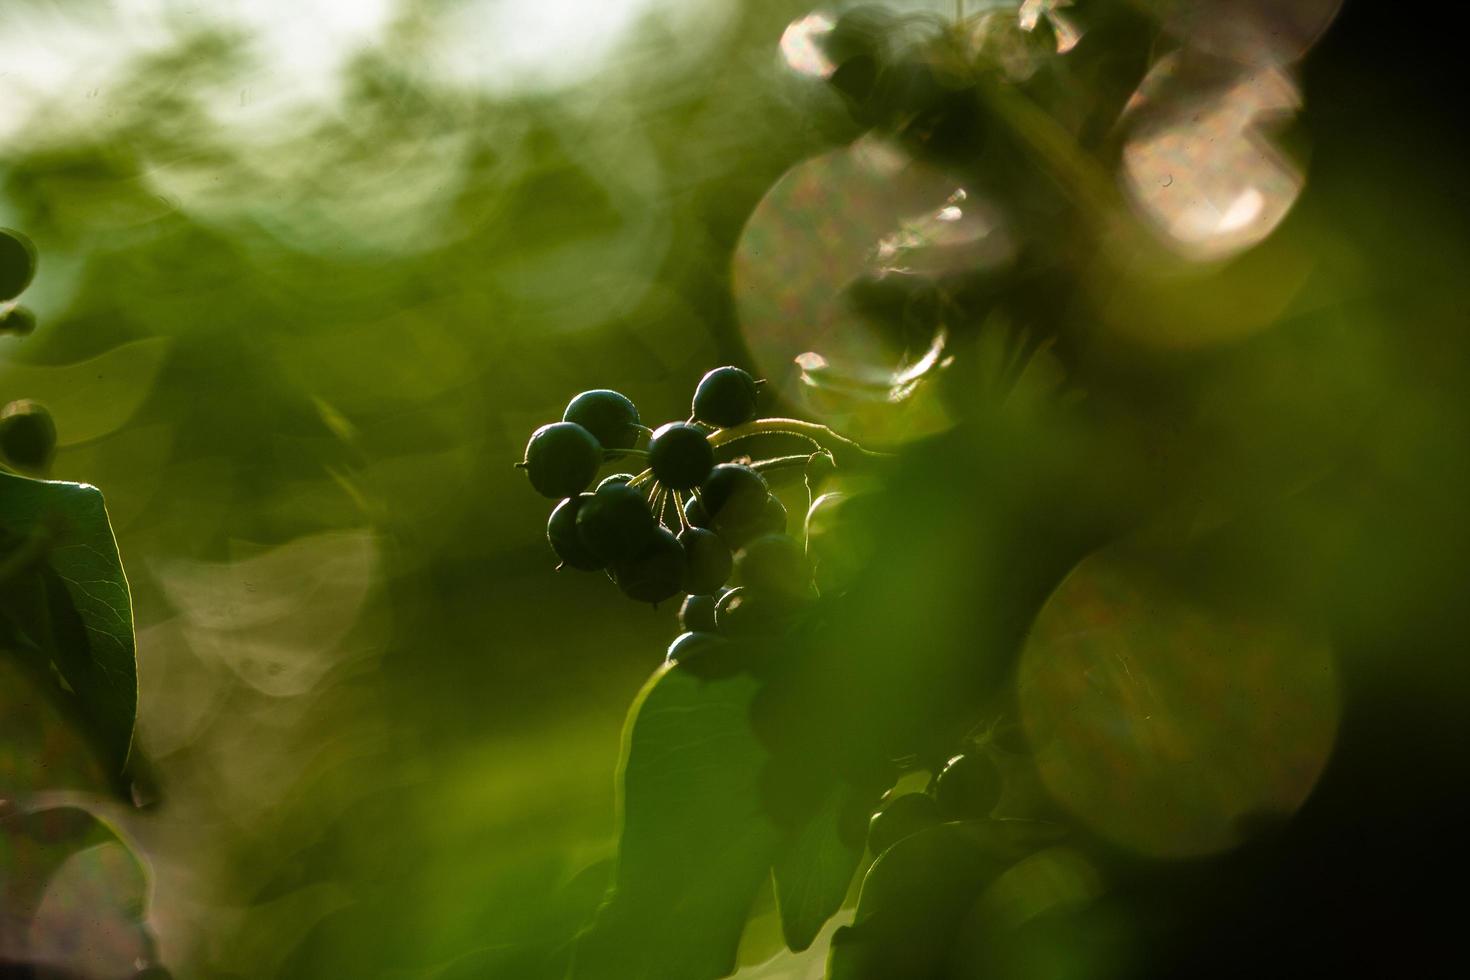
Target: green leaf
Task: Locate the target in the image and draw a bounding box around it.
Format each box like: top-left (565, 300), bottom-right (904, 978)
top-left (771, 780), bottom-right (865, 952)
top-left (0, 470), bottom-right (137, 777)
top-left (571, 661), bottom-right (783, 980)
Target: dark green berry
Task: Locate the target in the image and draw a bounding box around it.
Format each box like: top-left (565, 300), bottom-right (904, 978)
top-left (563, 389), bottom-right (640, 450)
top-left (692, 366), bottom-right (760, 428)
top-left (0, 305), bottom-right (37, 336)
top-left (0, 228), bottom-right (38, 302)
top-left (0, 400), bottom-right (57, 471)
top-left (576, 481), bottom-right (656, 564)
top-left (699, 463), bottom-right (769, 530)
top-left (714, 586), bottom-right (804, 637)
top-left (678, 527), bottom-right (732, 595)
top-left (934, 753), bottom-right (1001, 820)
top-left (665, 630), bottom-right (727, 665)
top-left (521, 422), bottom-right (601, 498)
top-left (648, 422), bottom-right (714, 490)
top-left (867, 792), bottom-right (942, 855)
top-left (727, 492), bottom-right (788, 547)
top-left (678, 592), bottom-right (719, 633)
top-left (734, 533), bottom-right (811, 598)
top-left (597, 472), bottom-right (635, 490)
top-left (805, 491), bottom-right (873, 596)
top-left (613, 526), bottom-right (685, 604)
top-left (547, 494), bottom-right (604, 571)
top-left (759, 493), bottom-right (788, 535)
top-left (684, 494), bottom-right (712, 528)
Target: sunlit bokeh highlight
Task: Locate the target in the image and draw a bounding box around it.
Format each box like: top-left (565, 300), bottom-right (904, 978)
top-left (1121, 57), bottom-right (1304, 261)
top-left (733, 136), bottom-right (1012, 445)
top-left (1018, 549), bottom-right (1341, 859)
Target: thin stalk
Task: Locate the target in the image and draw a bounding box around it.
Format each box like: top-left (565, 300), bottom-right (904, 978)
top-left (709, 417), bottom-right (890, 463)
top-left (674, 491), bottom-right (691, 532)
top-left (749, 454), bottom-right (820, 476)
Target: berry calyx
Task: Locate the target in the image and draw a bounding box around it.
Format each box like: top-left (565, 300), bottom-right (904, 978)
top-left (547, 494), bottom-right (605, 571)
top-left (867, 792), bottom-right (942, 855)
top-left (733, 533), bottom-right (811, 599)
top-left (678, 592), bottom-right (719, 633)
top-left (521, 422), bottom-right (602, 499)
top-left (678, 527), bottom-right (733, 595)
top-left (0, 400), bottom-right (57, 472)
top-left (576, 482), bottom-right (657, 564)
top-left (699, 463), bottom-right (769, 530)
top-left (934, 753), bottom-right (1001, 820)
top-left (692, 366), bottom-right (760, 428)
top-left (563, 389), bottom-right (640, 450)
top-left (613, 526), bottom-right (685, 604)
top-left (0, 228), bottom-right (39, 302)
top-left (648, 422), bottom-right (715, 490)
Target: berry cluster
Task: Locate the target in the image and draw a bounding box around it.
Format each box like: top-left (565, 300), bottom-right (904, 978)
top-left (1, 228), bottom-right (56, 474)
top-left (521, 367), bottom-right (859, 644)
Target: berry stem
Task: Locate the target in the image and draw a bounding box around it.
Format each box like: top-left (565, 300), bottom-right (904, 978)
top-left (674, 491), bottom-right (691, 532)
top-left (605, 448), bottom-right (649, 460)
top-left (709, 417), bottom-right (890, 463)
top-left (627, 467), bottom-right (655, 489)
top-left (749, 454), bottom-right (819, 476)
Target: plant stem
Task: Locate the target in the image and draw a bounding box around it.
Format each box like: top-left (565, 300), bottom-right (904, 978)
top-left (749, 454), bottom-right (819, 476)
top-left (674, 491), bottom-right (691, 532)
top-left (709, 417), bottom-right (890, 463)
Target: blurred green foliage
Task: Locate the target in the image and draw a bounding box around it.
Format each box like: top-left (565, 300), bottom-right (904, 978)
top-left (3, 0), bottom-right (1469, 977)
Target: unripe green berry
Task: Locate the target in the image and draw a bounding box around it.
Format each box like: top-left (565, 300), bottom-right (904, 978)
top-left (733, 533), bottom-right (810, 598)
top-left (576, 481), bottom-right (657, 564)
top-left (563, 389), bottom-right (640, 450)
top-left (723, 492), bottom-right (788, 550)
top-left (714, 586), bottom-right (804, 637)
top-left (613, 526), bottom-right (685, 604)
top-left (805, 491), bottom-right (874, 596)
top-left (597, 472), bottom-right (635, 491)
top-left (547, 494), bottom-right (604, 571)
top-left (665, 630), bottom-right (727, 665)
top-left (648, 422), bottom-right (714, 490)
top-left (0, 305), bottom-right (37, 336)
top-left (0, 228), bottom-right (39, 302)
top-left (521, 422), bottom-right (601, 498)
top-left (684, 494), bottom-right (712, 529)
top-left (692, 366), bottom-right (759, 428)
top-left (867, 792), bottom-right (941, 855)
top-left (678, 592), bottom-right (719, 633)
top-left (699, 463), bottom-right (769, 530)
top-left (678, 527), bottom-right (732, 595)
top-left (0, 400), bottom-right (57, 471)
top-left (934, 753), bottom-right (1001, 820)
